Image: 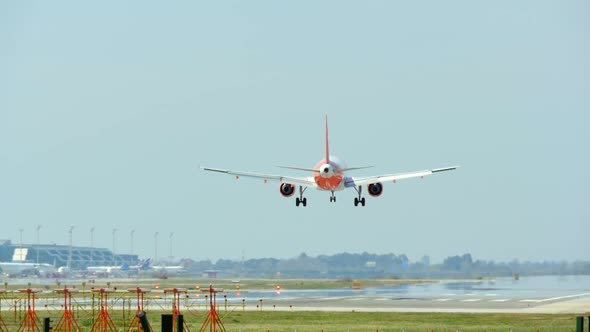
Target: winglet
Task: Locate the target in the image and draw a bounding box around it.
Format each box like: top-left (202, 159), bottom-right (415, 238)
top-left (431, 165), bottom-right (460, 173)
top-left (325, 114), bottom-right (330, 163)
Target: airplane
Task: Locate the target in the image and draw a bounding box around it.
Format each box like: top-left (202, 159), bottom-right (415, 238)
top-left (0, 262), bottom-right (57, 277)
top-left (151, 264), bottom-right (185, 272)
top-left (203, 115), bottom-right (458, 207)
top-left (150, 264), bottom-right (186, 278)
top-left (87, 258), bottom-right (151, 274)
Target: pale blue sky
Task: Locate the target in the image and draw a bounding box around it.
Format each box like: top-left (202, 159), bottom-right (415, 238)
top-left (1, 1), bottom-right (588, 264)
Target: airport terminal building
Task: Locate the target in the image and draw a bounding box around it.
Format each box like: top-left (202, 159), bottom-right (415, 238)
top-left (0, 240), bottom-right (138, 270)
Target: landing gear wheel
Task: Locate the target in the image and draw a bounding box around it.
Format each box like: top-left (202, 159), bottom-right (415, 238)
top-left (295, 186), bottom-right (308, 207)
top-left (354, 197), bottom-right (359, 206)
top-left (296, 197), bottom-right (307, 207)
top-left (360, 197), bottom-right (366, 206)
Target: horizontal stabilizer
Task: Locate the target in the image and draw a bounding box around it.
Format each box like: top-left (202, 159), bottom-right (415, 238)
top-left (277, 165), bottom-right (319, 172)
top-left (277, 165), bottom-right (374, 172)
top-left (341, 166), bottom-right (375, 172)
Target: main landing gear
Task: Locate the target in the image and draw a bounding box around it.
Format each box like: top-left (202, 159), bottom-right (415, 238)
top-left (353, 185), bottom-right (366, 207)
top-left (295, 186), bottom-right (307, 207)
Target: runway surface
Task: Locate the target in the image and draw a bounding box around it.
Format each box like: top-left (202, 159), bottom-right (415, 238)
top-left (5, 275), bottom-right (590, 314)
top-left (241, 291), bottom-right (590, 313)
top-left (223, 275), bottom-right (590, 313)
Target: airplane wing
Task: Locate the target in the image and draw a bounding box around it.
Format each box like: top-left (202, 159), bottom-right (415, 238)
top-left (202, 167), bottom-right (316, 187)
top-left (346, 166), bottom-right (459, 187)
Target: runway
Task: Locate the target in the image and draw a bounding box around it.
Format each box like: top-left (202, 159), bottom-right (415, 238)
top-left (4, 275), bottom-right (590, 314)
top-left (245, 292), bottom-right (590, 313)
top-left (221, 275), bottom-right (590, 314)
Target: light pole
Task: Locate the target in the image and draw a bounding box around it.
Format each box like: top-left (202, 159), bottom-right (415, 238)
top-left (112, 228), bottom-right (117, 264)
top-left (18, 228), bottom-right (24, 261)
top-left (154, 232), bottom-right (159, 264)
top-left (67, 225), bottom-right (74, 270)
top-left (169, 232), bottom-right (174, 262)
top-left (130, 229), bottom-right (135, 255)
top-left (36, 225), bottom-right (41, 264)
top-left (90, 226), bottom-right (95, 263)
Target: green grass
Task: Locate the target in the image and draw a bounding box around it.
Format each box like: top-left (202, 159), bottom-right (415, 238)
top-left (1, 278), bottom-right (586, 331)
top-left (217, 311), bottom-right (581, 332)
top-left (81, 277), bottom-right (434, 291)
top-left (0, 277), bottom-right (434, 294)
top-left (2, 310), bottom-right (581, 331)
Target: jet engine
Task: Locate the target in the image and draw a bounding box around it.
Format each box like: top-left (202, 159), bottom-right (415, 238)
top-left (280, 183), bottom-right (295, 197)
top-left (367, 182), bottom-right (383, 197)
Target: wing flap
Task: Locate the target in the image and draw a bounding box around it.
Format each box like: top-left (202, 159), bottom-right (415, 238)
top-left (202, 167), bottom-right (316, 187)
top-left (348, 165), bottom-right (459, 187)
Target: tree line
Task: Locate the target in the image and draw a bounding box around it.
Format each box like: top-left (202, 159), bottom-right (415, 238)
top-left (180, 252), bottom-right (590, 279)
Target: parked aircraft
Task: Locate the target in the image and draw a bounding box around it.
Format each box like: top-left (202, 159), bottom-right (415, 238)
top-left (204, 115), bottom-right (458, 206)
top-left (0, 262), bottom-right (56, 277)
top-left (152, 264), bottom-right (185, 272)
top-left (87, 258), bottom-right (151, 274)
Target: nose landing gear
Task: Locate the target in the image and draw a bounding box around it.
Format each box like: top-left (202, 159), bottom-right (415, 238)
top-left (329, 191), bottom-right (336, 203)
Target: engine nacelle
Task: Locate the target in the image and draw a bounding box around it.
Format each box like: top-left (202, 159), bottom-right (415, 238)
top-left (279, 183), bottom-right (295, 197)
top-left (367, 182), bottom-right (383, 197)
